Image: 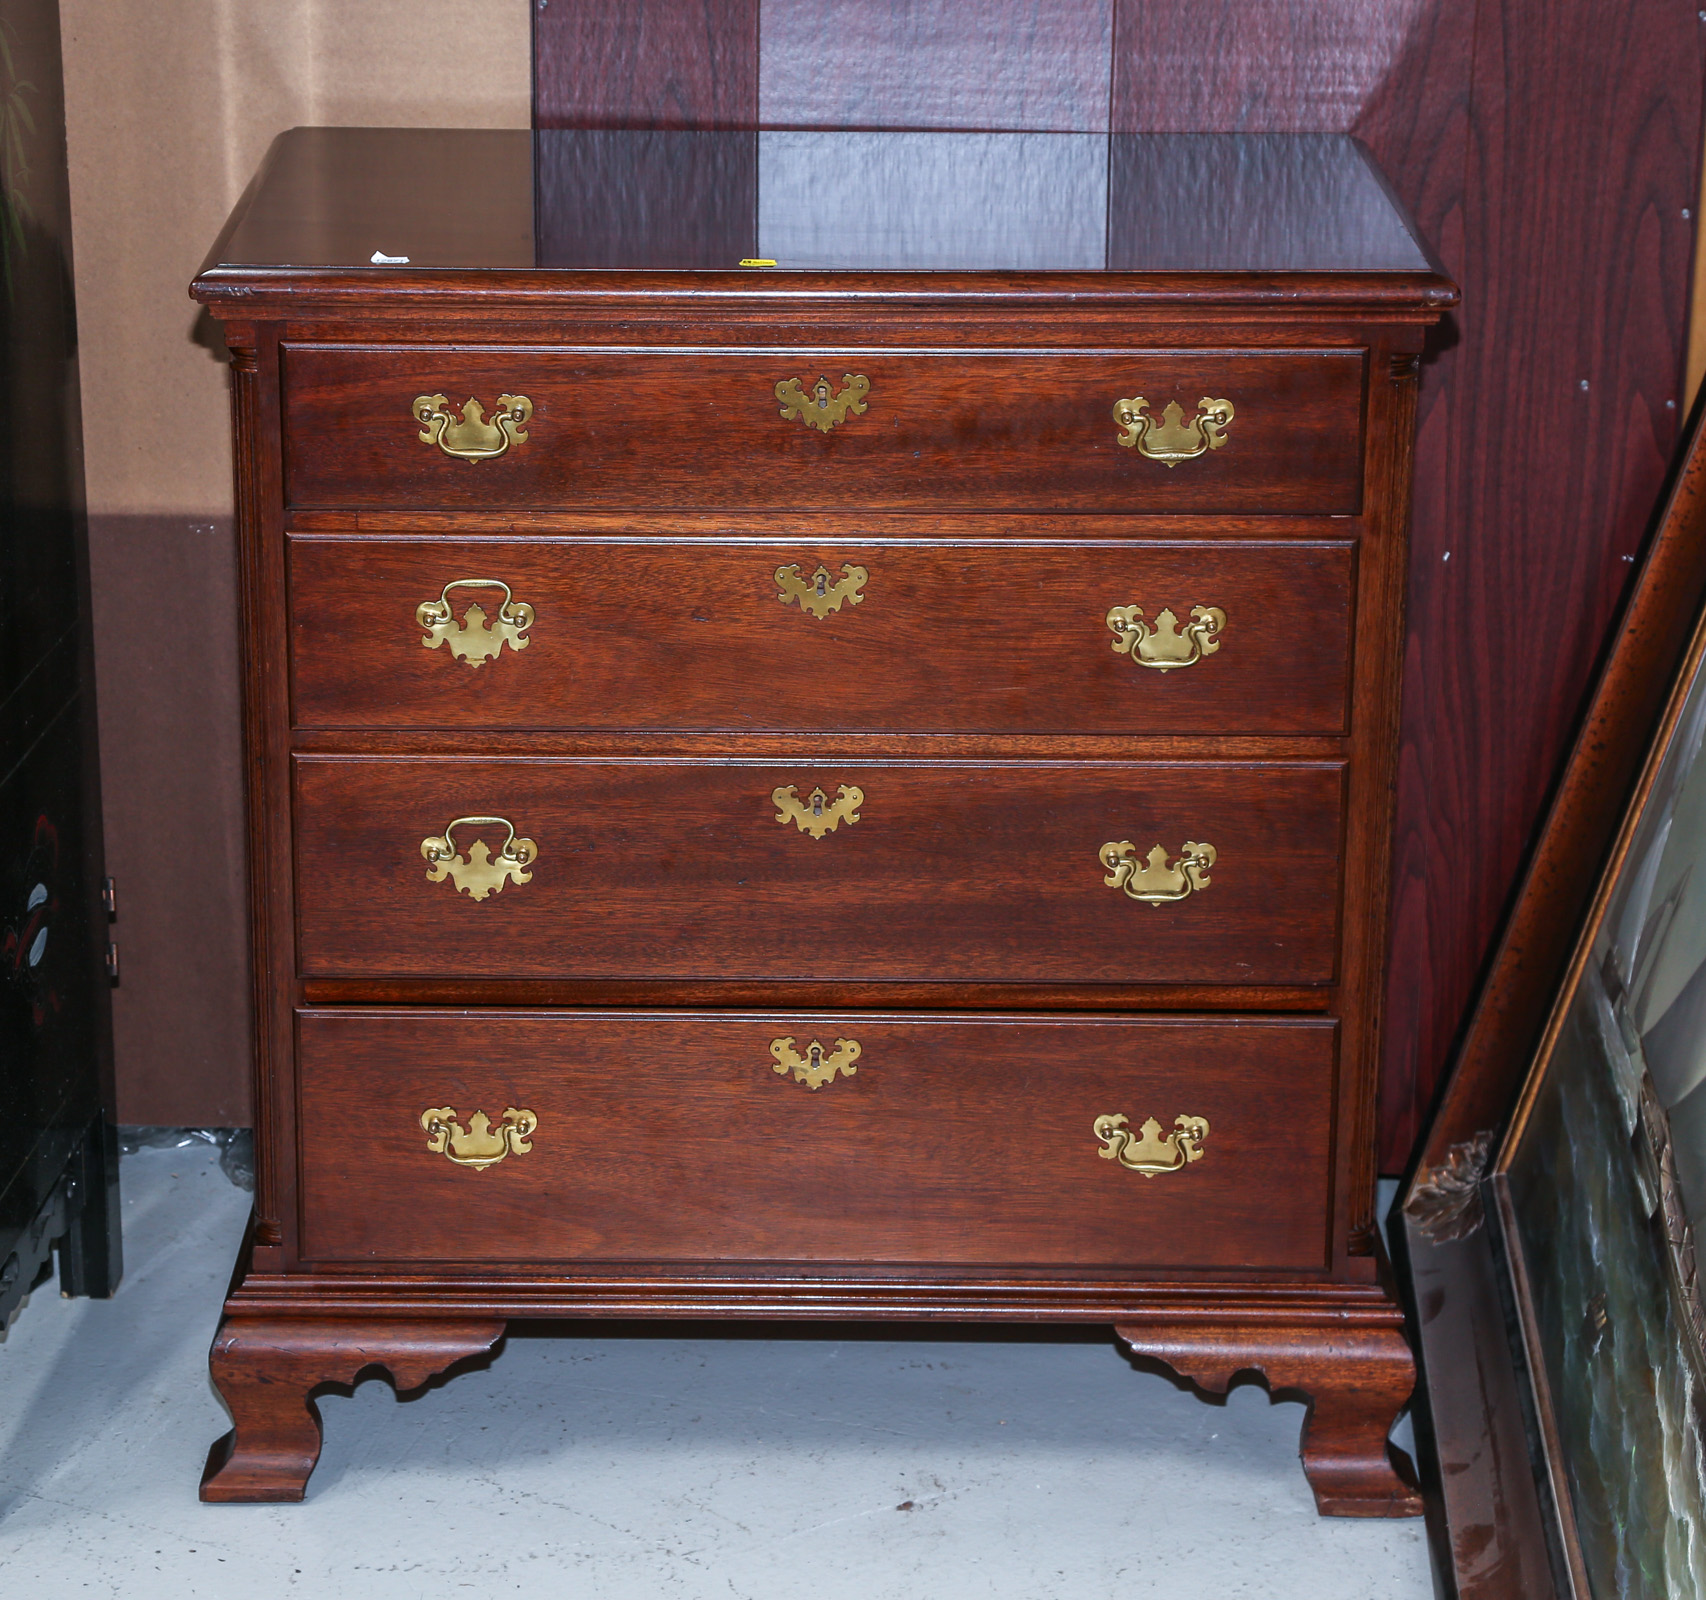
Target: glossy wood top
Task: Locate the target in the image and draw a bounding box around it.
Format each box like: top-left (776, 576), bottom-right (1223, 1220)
top-left (203, 126), bottom-right (1444, 280)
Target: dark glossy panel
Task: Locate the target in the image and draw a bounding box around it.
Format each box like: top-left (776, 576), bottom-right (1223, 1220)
top-left (295, 1009), bottom-right (1336, 1270)
top-left (1108, 135), bottom-right (1434, 273)
top-left (286, 536), bottom-right (1356, 736)
top-left (209, 129), bottom-right (536, 272)
top-left (280, 346), bottom-right (1367, 514)
top-left (533, 0), bottom-right (758, 130)
top-left (0, 691), bottom-right (106, 1237)
top-left (536, 131), bottom-right (756, 268)
top-left (207, 127), bottom-right (1434, 278)
top-left (291, 757), bottom-right (1346, 985)
top-left (758, 0), bottom-right (1112, 132)
top-left (0, 0), bottom-right (117, 1300)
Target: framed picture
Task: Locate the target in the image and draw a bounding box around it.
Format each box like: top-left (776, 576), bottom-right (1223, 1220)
top-left (1495, 581), bottom-right (1706, 1594)
top-left (1401, 401), bottom-right (1706, 1600)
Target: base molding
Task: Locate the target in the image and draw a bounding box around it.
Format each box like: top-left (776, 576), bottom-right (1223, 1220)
top-left (205, 1247), bottom-right (1418, 1513)
top-left (1114, 1319), bottom-right (1422, 1516)
top-left (201, 1314), bottom-right (505, 1503)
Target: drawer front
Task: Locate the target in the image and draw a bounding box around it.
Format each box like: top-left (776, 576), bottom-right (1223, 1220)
top-left (293, 757), bottom-right (1344, 985)
top-left (295, 1009), bottom-right (1336, 1271)
top-left (289, 537), bottom-right (1355, 736)
top-left (281, 346), bottom-right (1366, 514)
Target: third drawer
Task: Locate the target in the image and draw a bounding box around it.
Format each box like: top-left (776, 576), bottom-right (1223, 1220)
top-left (293, 756), bottom-right (1345, 985)
top-left (288, 537), bottom-right (1356, 736)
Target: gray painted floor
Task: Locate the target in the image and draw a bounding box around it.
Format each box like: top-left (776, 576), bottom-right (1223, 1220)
top-left (0, 1146), bottom-right (1435, 1597)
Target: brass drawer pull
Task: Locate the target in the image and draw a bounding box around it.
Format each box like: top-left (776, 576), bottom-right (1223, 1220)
top-left (775, 373), bottom-right (870, 433)
top-left (776, 562), bottom-right (868, 618)
top-left (418, 579), bottom-right (534, 664)
top-left (1094, 1113), bottom-right (1210, 1176)
top-left (771, 1035), bottom-right (861, 1089)
top-left (773, 783), bottom-right (862, 839)
top-left (420, 816), bottom-right (538, 901)
top-left (420, 1105), bottom-right (537, 1170)
top-left (1106, 604), bottom-right (1225, 670)
top-left (413, 392), bottom-right (533, 461)
top-left (1100, 839), bottom-right (1215, 904)
top-left (1112, 396), bottom-right (1235, 465)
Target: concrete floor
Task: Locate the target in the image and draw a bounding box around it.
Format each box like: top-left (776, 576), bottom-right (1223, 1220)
top-left (0, 1145), bottom-right (1435, 1598)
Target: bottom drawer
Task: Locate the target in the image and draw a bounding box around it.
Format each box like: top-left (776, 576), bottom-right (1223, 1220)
top-left (295, 1010), bottom-right (1337, 1273)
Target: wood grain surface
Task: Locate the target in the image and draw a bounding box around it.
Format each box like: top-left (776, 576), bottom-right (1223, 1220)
top-left (293, 1009), bottom-right (1336, 1271)
top-left (1374, 0), bottom-right (1703, 1166)
top-left (286, 535), bottom-right (1355, 736)
top-left (290, 755), bottom-right (1346, 986)
top-left (280, 345), bottom-right (1367, 516)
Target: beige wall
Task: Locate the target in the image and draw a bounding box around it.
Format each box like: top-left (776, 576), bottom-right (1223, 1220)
top-left (62, 0), bottom-right (532, 516)
top-left (56, 2), bottom-right (530, 1122)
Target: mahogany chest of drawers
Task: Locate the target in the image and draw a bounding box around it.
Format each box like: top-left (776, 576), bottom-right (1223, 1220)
top-left (190, 127), bottom-right (1454, 1513)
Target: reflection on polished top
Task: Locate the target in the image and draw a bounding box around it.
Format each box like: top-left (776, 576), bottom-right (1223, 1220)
top-left (204, 127), bottom-right (1441, 278)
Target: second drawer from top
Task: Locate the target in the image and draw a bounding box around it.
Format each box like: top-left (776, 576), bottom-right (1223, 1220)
top-left (288, 538), bottom-right (1356, 736)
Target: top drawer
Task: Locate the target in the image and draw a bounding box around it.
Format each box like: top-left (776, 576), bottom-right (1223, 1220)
top-left (280, 346), bottom-right (1367, 515)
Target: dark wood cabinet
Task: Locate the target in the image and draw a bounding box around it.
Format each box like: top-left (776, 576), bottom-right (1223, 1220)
top-left (0, 0), bottom-right (120, 1328)
top-left (192, 126), bottom-right (1451, 1512)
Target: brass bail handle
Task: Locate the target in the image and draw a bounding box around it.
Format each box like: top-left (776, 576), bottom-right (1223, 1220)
top-left (1099, 839), bottom-right (1216, 904)
top-left (1112, 395), bottom-right (1235, 465)
top-left (1093, 1113), bottom-right (1211, 1176)
top-left (417, 577), bottom-right (532, 628)
top-left (429, 815), bottom-right (523, 860)
top-left (413, 392), bottom-right (534, 462)
top-left (420, 815), bottom-right (539, 902)
top-left (1106, 604), bottom-right (1225, 671)
top-left (417, 578), bottom-right (534, 666)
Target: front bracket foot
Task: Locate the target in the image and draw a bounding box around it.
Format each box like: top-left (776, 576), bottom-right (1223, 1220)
top-left (201, 1314), bottom-right (506, 1502)
top-left (1113, 1320), bottom-right (1422, 1517)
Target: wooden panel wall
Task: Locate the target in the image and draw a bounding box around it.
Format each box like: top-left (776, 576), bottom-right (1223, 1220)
top-left (533, 0), bottom-right (1705, 1172)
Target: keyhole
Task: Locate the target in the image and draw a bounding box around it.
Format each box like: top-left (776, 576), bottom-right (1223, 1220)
top-left (814, 570), bottom-right (827, 596)
top-left (809, 1044), bottom-right (822, 1068)
top-left (812, 793), bottom-right (824, 817)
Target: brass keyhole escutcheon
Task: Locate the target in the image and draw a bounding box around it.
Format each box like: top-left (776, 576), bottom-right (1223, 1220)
top-left (775, 373), bottom-right (870, 433)
top-left (775, 562), bottom-right (868, 618)
top-left (772, 784), bottom-right (863, 839)
top-left (770, 1036), bottom-right (861, 1089)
